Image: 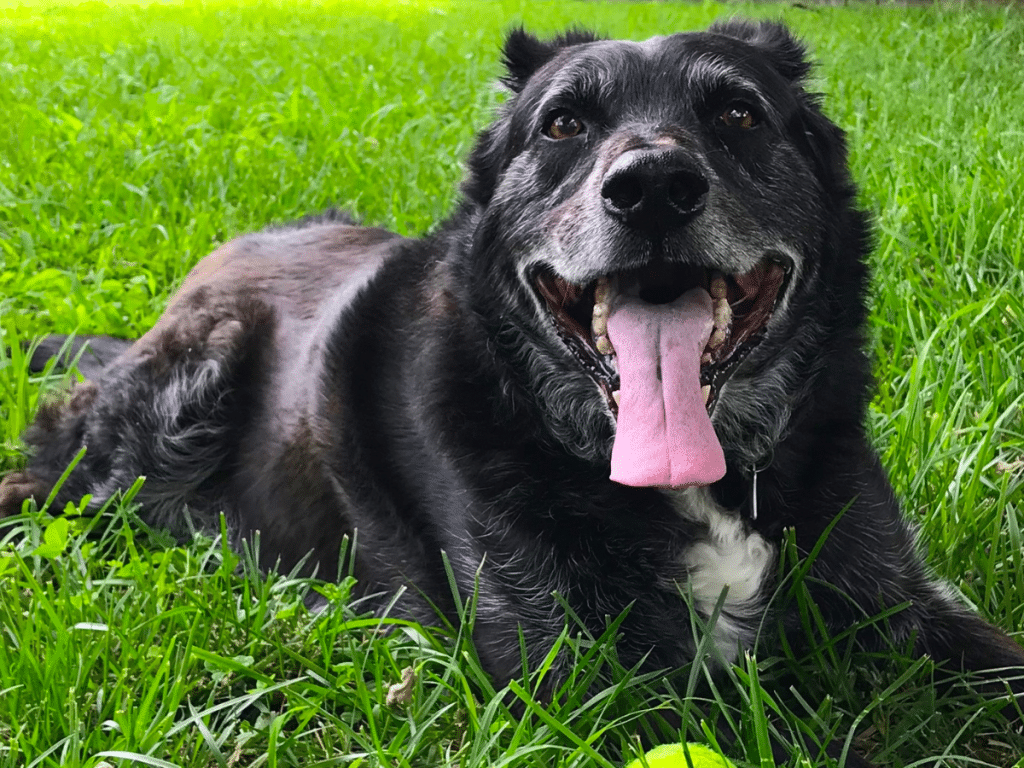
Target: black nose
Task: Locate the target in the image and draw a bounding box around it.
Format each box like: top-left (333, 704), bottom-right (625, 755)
top-left (600, 148), bottom-right (709, 233)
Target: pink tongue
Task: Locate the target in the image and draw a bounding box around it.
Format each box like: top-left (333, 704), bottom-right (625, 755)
top-left (606, 288), bottom-right (726, 489)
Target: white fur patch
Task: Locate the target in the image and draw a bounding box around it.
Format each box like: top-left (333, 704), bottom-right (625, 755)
top-left (665, 487), bottom-right (775, 663)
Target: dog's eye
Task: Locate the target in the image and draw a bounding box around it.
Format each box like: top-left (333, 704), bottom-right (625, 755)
top-left (719, 105), bottom-right (759, 130)
top-left (544, 111), bottom-right (585, 140)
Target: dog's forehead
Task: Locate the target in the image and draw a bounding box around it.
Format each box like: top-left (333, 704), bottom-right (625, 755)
top-left (528, 32), bottom-right (793, 117)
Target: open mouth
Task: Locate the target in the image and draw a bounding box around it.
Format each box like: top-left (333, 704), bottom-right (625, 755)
top-left (533, 257), bottom-right (791, 414)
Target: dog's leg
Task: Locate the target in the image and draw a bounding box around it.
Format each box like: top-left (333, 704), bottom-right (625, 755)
top-left (912, 592), bottom-right (1024, 706)
top-left (0, 470), bottom-right (48, 518)
top-left (4, 296), bottom-right (269, 533)
top-left (792, 476), bottom-right (1024, 707)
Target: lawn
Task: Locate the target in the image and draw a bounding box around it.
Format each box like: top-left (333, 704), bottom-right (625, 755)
top-left (1, 1), bottom-right (1023, 766)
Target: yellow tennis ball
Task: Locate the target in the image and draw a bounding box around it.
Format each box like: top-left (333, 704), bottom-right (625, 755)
top-left (624, 743), bottom-right (736, 768)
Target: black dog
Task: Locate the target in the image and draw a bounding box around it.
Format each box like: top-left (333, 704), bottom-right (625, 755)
top-left (3, 20), bottom-right (1022, 761)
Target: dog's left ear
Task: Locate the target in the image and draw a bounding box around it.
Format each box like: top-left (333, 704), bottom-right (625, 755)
top-left (501, 27), bottom-right (602, 92)
top-left (712, 20), bottom-right (853, 200)
top-left (708, 19), bottom-right (810, 82)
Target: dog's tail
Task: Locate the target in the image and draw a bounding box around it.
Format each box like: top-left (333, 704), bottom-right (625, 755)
top-left (27, 335), bottom-right (133, 380)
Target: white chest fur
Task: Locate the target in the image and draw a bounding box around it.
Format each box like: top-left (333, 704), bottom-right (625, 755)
top-left (664, 487), bottom-right (776, 663)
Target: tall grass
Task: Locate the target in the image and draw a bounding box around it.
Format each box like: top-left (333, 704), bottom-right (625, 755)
top-left (1, 1), bottom-right (1022, 766)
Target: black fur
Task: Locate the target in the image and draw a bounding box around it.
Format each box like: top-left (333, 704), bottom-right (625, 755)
top-left (3, 21), bottom-right (1022, 764)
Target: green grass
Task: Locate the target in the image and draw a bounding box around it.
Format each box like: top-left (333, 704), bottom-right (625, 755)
top-left (1, 1), bottom-right (1023, 766)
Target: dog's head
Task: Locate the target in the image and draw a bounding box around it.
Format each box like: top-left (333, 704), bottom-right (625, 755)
top-left (461, 20), bottom-right (870, 480)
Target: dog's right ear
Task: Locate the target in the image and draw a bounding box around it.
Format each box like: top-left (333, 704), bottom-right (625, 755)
top-left (501, 27), bottom-right (601, 92)
top-left (464, 28), bottom-right (601, 208)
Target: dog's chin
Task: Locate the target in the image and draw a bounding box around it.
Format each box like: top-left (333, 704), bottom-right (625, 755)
top-left (531, 254), bottom-right (793, 421)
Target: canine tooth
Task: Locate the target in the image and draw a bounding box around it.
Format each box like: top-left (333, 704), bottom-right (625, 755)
top-left (709, 273), bottom-right (728, 300)
top-left (592, 314), bottom-right (608, 339)
top-left (701, 352), bottom-right (713, 365)
top-left (713, 298), bottom-right (732, 329)
top-left (594, 276), bottom-right (612, 305)
top-left (702, 385), bottom-right (711, 405)
top-left (595, 334), bottom-right (614, 355)
top-left (612, 389), bottom-right (621, 406)
top-left (707, 327), bottom-right (727, 349)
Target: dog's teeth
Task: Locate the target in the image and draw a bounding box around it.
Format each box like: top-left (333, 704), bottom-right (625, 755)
top-left (592, 277), bottom-right (617, 356)
top-left (701, 352), bottom-right (713, 365)
top-left (709, 272), bottom-right (728, 300)
top-left (612, 389), bottom-right (621, 406)
top-left (713, 297), bottom-right (732, 330)
top-left (701, 385), bottom-right (711, 405)
top-left (709, 297), bottom-right (731, 352)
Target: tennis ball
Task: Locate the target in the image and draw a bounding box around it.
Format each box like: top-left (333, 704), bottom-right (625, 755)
top-left (624, 743), bottom-right (736, 768)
